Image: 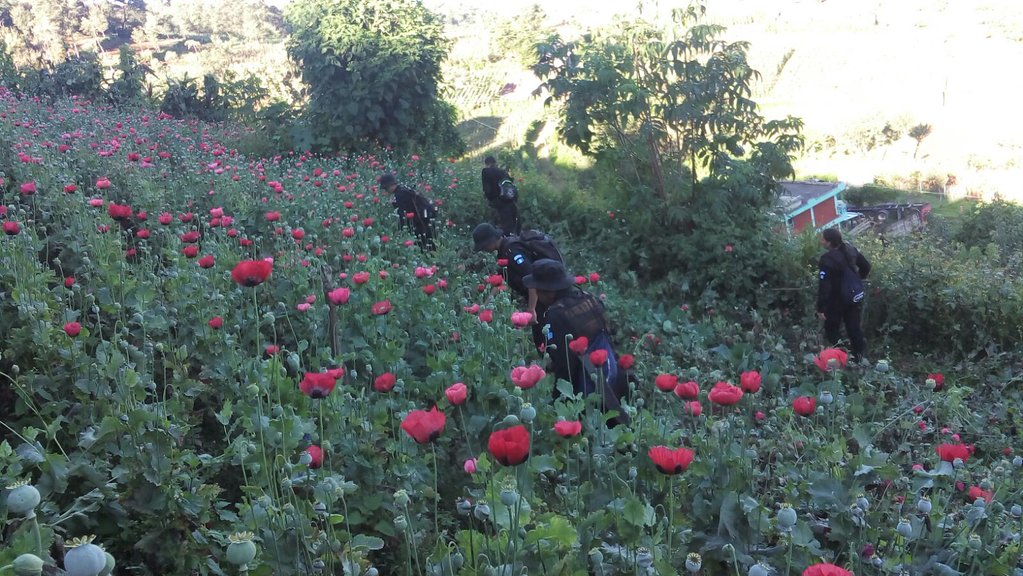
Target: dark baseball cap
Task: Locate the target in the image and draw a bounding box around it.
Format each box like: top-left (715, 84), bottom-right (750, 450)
top-left (472, 222), bottom-right (503, 251)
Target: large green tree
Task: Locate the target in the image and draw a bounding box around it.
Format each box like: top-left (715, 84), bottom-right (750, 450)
top-left (285, 0), bottom-right (463, 155)
top-left (533, 3), bottom-right (803, 206)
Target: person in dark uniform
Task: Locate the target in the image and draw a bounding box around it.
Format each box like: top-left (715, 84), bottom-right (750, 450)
top-left (481, 156), bottom-right (520, 235)
top-left (473, 222), bottom-right (547, 348)
top-left (817, 227), bottom-right (872, 360)
top-left (523, 259), bottom-right (629, 423)
top-left (382, 173), bottom-right (436, 250)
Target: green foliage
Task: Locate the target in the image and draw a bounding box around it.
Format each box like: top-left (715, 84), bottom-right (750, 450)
top-left (107, 47), bottom-right (147, 105)
top-left (38, 52), bottom-right (105, 101)
top-left (284, 0), bottom-right (464, 156)
top-left (533, 3), bottom-right (803, 202)
top-left (489, 4), bottom-right (552, 64)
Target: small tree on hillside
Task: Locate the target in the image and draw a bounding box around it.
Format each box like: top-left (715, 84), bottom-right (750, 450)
top-left (533, 3), bottom-right (802, 206)
top-left (909, 123), bottom-right (932, 159)
top-left (285, 0), bottom-right (464, 155)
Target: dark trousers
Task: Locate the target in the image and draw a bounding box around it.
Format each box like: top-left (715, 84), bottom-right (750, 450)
top-left (491, 200), bottom-right (520, 235)
top-left (823, 303), bottom-right (865, 357)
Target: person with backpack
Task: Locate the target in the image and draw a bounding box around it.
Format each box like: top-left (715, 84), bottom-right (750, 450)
top-left (523, 259), bottom-right (629, 425)
top-left (382, 173), bottom-right (437, 251)
top-left (481, 156), bottom-right (520, 235)
top-left (817, 227), bottom-right (872, 361)
top-left (472, 222), bottom-right (563, 324)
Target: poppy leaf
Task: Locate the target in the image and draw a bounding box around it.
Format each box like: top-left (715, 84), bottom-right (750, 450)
top-left (350, 534), bottom-right (384, 551)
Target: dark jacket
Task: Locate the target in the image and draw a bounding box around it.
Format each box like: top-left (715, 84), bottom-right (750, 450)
top-left (541, 288), bottom-right (628, 420)
top-left (481, 165), bottom-right (511, 203)
top-left (392, 184), bottom-right (437, 248)
top-left (497, 237), bottom-right (534, 299)
top-left (817, 243), bottom-right (871, 312)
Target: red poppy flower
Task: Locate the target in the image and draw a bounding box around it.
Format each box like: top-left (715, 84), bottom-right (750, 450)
top-left (487, 274), bottom-right (504, 287)
top-left (554, 420), bottom-right (582, 437)
top-left (95, 177), bottom-right (110, 190)
top-left (180, 230), bottom-right (200, 243)
top-left (793, 396), bottom-right (817, 416)
top-left (936, 443), bottom-right (972, 463)
top-left (814, 348), bottom-right (849, 371)
top-left (654, 373), bottom-right (679, 392)
top-left (568, 336), bottom-right (589, 355)
top-left (684, 401), bottom-right (703, 416)
top-left (740, 370), bottom-right (762, 393)
top-left (182, 245), bottom-right (199, 258)
top-left (198, 255), bottom-right (215, 269)
top-left (208, 316), bottom-right (223, 329)
top-left (305, 445), bottom-right (323, 468)
top-left (968, 485), bottom-right (993, 503)
top-left (488, 425), bottom-right (530, 466)
top-left (478, 309), bottom-right (493, 323)
top-left (496, 258), bottom-right (509, 266)
top-left (353, 271), bottom-right (370, 284)
top-left (802, 564), bottom-right (853, 576)
top-left (619, 354), bottom-right (635, 369)
top-left (423, 284), bottom-right (437, 295)
top-left (20, 181), bottom-right (37, 195)
top-left (401, 406), bottom-right (446, 444)
top-left (63, 322), bottom-right (82, 337)
top-left (300, 372), bottom-right (339, 399)
top-left (589, 349), bottom-right (608, 366)
top-left (673, 380), bottom-right (700, 400)
top-left (928, 373), bottom-right (945, 391)
top-left (374, 372), bottom-right (396, 392)
top-left (328, 287), bottom-right (350, 305)
top-left (648, 446), bottom-right (696, 475)
top-left (265, 211), bottom-right (281, 221)
top-left (510, 312), bottom-right (532, 327)
top-left (158, 212), bottom-right (173, 225)
top-left (108, 203), bottom-right (133, 220)
top-left (589, 272), bottom-right (600, 283)
top-left (231, 259), bottom-right (273, 287)
top-left (64, 184), bottom-right (78, 193)
top-left (372, 300), bottom-right (392, 315)
top-left (291, 228), bottom-right (305, 240)
top-left (709, 381), bottom-right (744, 405)
top-left (64, 277), bottom-right (75, 287)
top-left (3, 221), bottom-right (20, 235)
top-left (511, 365), bottom-right (546, 389)
top-left (445, 382), bottom-right (468, 405)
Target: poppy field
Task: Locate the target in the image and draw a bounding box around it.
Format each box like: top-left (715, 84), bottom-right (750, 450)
top-left (2, 92), bottom-right (1023, 576)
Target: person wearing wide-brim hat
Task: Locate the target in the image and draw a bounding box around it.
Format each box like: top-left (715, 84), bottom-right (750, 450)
top-left (382, 172), bottom-right (437, 250)
top-left (524, 259), bottom-right (629, 424)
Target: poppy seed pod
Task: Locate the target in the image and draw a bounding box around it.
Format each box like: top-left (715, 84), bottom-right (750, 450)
top-left (777, 505), bottom-right (797, 528)
top-left (5, 481), bottom-right (40, 519)
top-left (225, 532), bottom-right (257, 567)
top-left (896, 518), bottom-right (913, 538)
top-left (12, 553), bottom-right (44, 576)
top-left (64, 536), bottom-right (106, 576)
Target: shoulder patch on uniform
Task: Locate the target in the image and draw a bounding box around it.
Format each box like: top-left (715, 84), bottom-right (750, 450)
top-left (819, 270), bottom-right (827, 280)
top-left (513, 254), bottom-right (526, 264)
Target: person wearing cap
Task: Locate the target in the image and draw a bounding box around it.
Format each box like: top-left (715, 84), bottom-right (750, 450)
top-left (481, 156), bottom-right (520, 235)
top-left (381, 172), bottom-right (437, 250)
top-left (523, 259), bottom-right (629, 423)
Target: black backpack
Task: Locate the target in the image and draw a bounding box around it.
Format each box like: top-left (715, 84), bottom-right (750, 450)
top-left (839, 245), bottom-right (865, 305)
top-left (498, 179), bottom-right (519, 201)
top-left (518, 229), bottom-right (563, 262)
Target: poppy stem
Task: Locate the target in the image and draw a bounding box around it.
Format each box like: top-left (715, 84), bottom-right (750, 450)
top-left (431, 442), bottom-right (441, 556)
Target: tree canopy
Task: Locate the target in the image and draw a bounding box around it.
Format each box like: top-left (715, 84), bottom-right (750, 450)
top-left (533, 3), bottom-right (803, 206)
top-left (284, 0), bottom-right (463, 155)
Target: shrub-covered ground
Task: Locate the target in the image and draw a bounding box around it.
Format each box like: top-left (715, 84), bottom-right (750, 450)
top-left (2, 93), bottom-right (1023, 576)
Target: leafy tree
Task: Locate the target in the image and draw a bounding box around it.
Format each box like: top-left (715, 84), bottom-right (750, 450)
top-left (533, 3), bottom-right (802, 206)
top-left (489, 4), bottom-right (551, 63)
top-left (284, 0), bottom-right (464, 155)
top-left (909, 122), bottom-right (932, 159)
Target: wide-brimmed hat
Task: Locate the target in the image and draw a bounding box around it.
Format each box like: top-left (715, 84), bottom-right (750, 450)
top-left (522, 259), bottom-right (575, 291)
top-left (472, 222), bottom-right (503, 251)
top-left (379, 173), bottom-right (397, 188)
